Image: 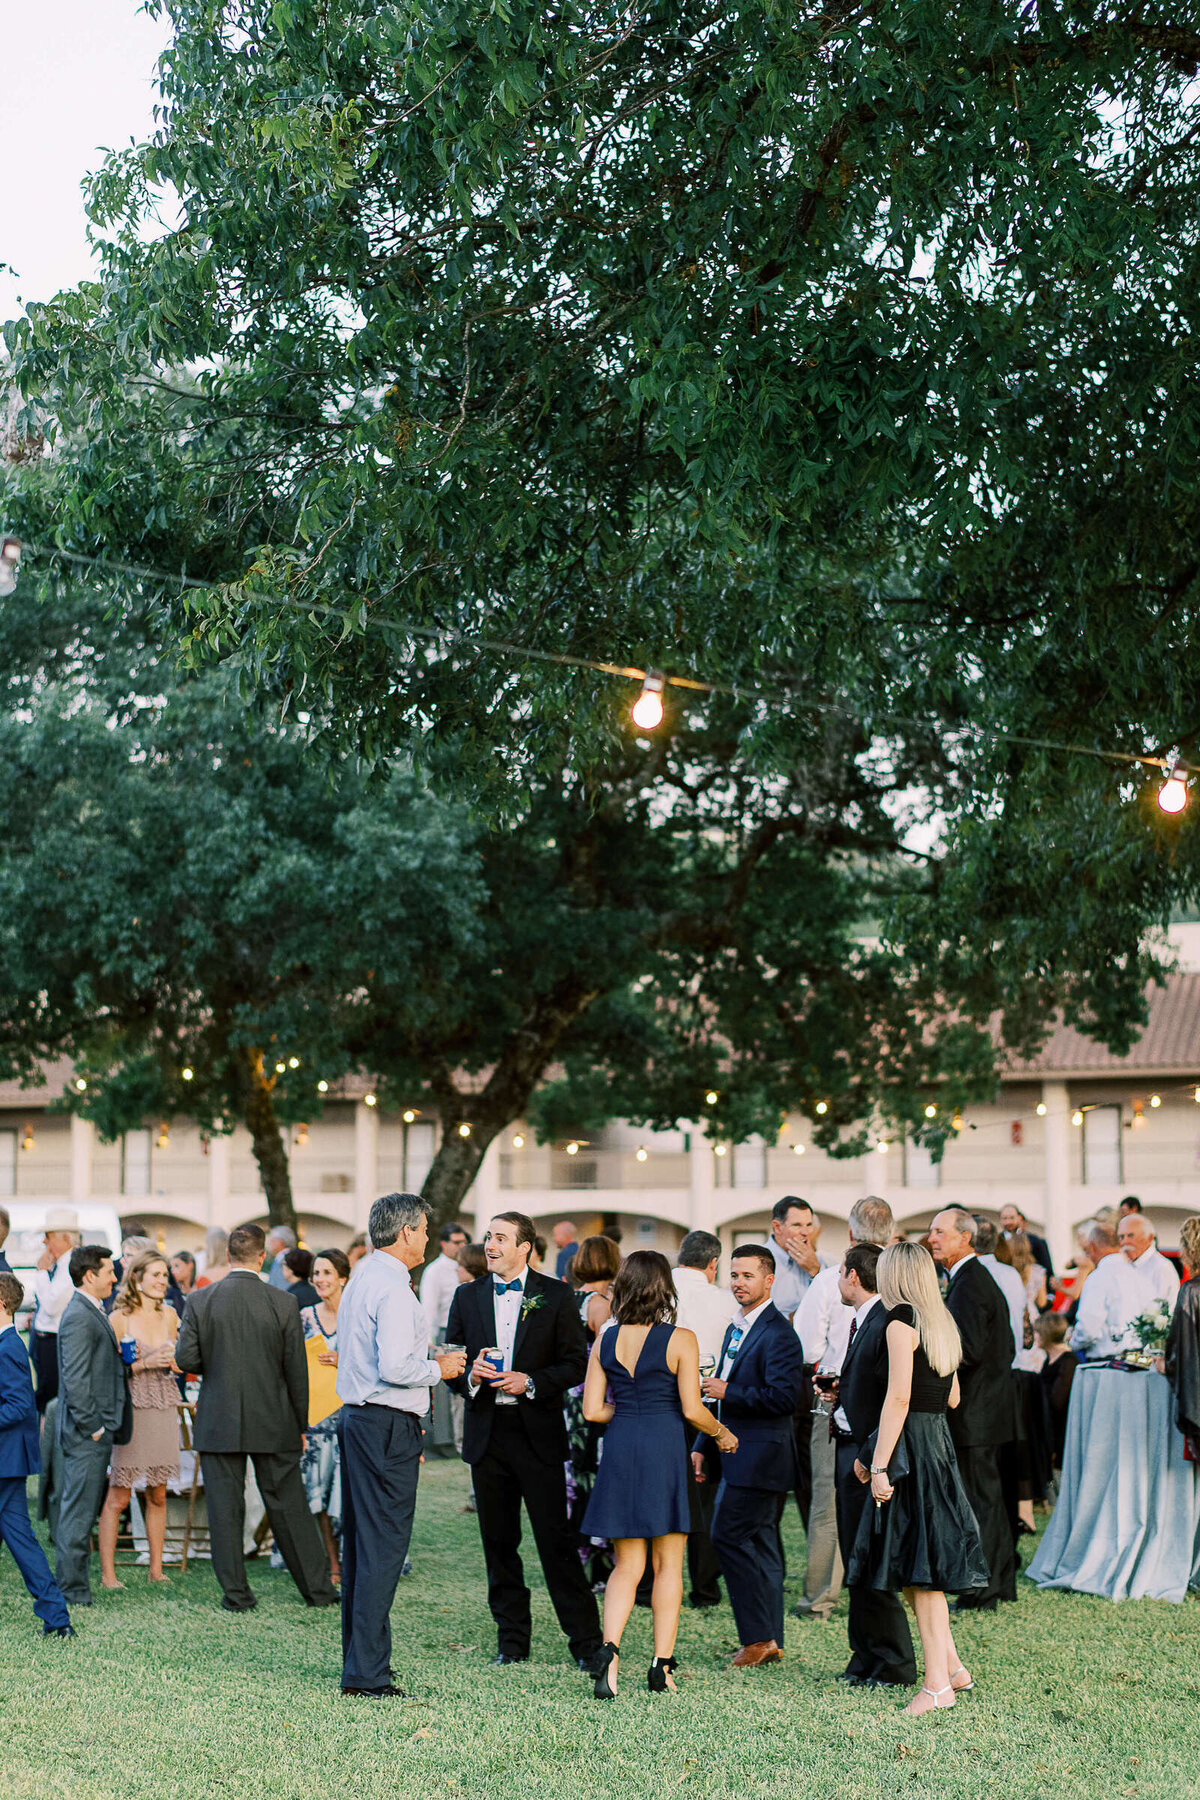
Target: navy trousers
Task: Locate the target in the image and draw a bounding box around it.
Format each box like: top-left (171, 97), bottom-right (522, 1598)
top-left (0, 1476), bottom-right (70, 1629)
top-left (711, 1480), bottom-right (786, 1648)
top-left (340, 1406), bottom-right (422, 1691)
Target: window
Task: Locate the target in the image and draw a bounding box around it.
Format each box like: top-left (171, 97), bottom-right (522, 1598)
top-left (904, 1137), bottom-right (941, 1189)
top-left (0, 1129), bottom-right (14, 1197)
top-left (1082, 1104), bottom-right (1122, 1186)
top-left (122, 1128), bottom-right (151, 1197)
top-left (403, 1122), bottom-right (436, 1192)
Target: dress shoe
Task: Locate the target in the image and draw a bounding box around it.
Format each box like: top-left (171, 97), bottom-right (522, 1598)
top-left (341, 1684), bottom-right (409, 1699)
top-left (790, 1602), bottom-right (833, 1622)
top-left (731, 1640), bottom-right (782, 1667)
top-left (835, 1671), bottom-right (867, 1686)
top-left (220, 1596), bottom-right (258, 1613)
top-left (490, 1651), bottom-right (529, 1665)
top-left (43, 1624), bottom-right (76, 1638)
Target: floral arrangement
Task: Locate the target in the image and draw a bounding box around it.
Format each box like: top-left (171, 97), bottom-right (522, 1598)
top-left (1124, 1298), bottom-right (1174, 1361)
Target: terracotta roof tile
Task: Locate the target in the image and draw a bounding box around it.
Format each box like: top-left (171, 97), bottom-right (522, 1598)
top-left (1004, 973), bottom-right (1200, 1077)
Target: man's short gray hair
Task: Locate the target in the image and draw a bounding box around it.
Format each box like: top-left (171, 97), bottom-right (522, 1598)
top-left (848, 1197), bottom-right (892, 1248)
top-left (267, 1225), bottom-right (297, 1250)
top-left (678, 1230), bottom-right (722, 1270)
top-left (1081, 1218), bottom-right (1118, 1254)
top-left (972, 1215), bottom-right (998, 1255)
top-left (369, 1192), bottom-right (433, 1249)
top-left (940, 1207), bottom-right (978, 1245)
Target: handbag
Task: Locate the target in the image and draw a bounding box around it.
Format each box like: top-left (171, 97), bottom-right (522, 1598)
top-left (113, 1371), bottom-right (134, 1447)
top-left (862, 1426), bottom-right (910, 1483)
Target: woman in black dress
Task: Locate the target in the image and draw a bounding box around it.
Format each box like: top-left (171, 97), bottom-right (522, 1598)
top-left (581, 1251), bottom-right (737, 1698)
top-left (847, 1241), bottom-right (988, 1715)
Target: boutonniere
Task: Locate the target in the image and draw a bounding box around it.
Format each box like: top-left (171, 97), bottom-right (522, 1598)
top-left (520, 1294), bottom-right (546, 1321)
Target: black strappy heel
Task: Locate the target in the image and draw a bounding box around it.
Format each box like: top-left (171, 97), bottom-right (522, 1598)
top-left (647, 1655), bottom-right (678, 1693)
top-left (593, 1641), bottom-right (620, 1700)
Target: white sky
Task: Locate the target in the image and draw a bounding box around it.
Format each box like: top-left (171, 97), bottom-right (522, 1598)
top-left (1, 1), bottom-right (169, 321)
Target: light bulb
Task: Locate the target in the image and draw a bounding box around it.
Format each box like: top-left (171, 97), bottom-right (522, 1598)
top-left (288, 1056), bottom-right (300, 1069)
top-left (512, 1133), bottom-right (525, 1149)
top-left (877, 1140), bottom-right (889, 1154)
top-left (403, 1108), bottom-right (417, 1123)
top-left (1158, 764), bottom-right (1188, 814)
top-left (296, 1122), bottom-right (309, 1146)
top-left (566, 1141), bottom-right (579, 1155)
top-left (21, 1124), bottom-right (34, 1152)
top-left (317, 1079), bottom-right (329, 1093)
top-left (635, 1146), bottom-right (648, 1162)
top-left (1150, 1093), bottom-right (1162, 1108)
top-left (815, 1101), bottom-right (828, 1116)
top-left (1195, 1087), bottom-right (1200, 1105)
top-left (951, 1113), bottom-right (964, 1133)
top-left (705, 1090), bottom-right (719, 1106)
top-left (458, 1122), bottom-right (472, 1138)
top-left (1072, 1109), bottom-right (1083, 1126)
top-left (631, 670), bottom-right (665, 732)
top-left (181, 1067), bottom-right (194, 1082)
top-left (923, 1104), bottom-right (936, 1120)
top-left (792, 1143), bottom-right (805, 1156)
top-left (74, 1077), bottom-right (87, 1092)
top-left (157, 1124), bottom-right (170, 1149)
top-left (714, 1143), bottom-right (728, 1157)
top-left (364, 1093), bottom-right (377, 1107)
top-left (1036, 1102), bottom-right (1047, 1116)
top-left (275, 1061), bottom-right (286, 1074)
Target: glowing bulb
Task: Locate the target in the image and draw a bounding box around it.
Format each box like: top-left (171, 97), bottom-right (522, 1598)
top-left (876, 1140), bottom-right (889, 1154)
top-left (951, 1113), bottom-right (964, 1133)
top-left (631, 670), bottom-right (665, 732)
top-left (317, 1079), bottom-right (329, 1093)
top-left (1158, 764), bottom-right (1188, 814)
top-left (512, 1133), bottom-right (525, 1149)
top-left (1036, 1102), bottom-right (1047, 1116)
top-left (403, 1108), bottom-right (417, 1123)
top-left (296, 1122), bottom-right (309, 1147)
top-left (157, 1123), bottom-right (170, 1149)
top-left (74, 1078), bottom-right (87, 1092)
top-left (1195, 1087), bottom-right (1200, 1104)
top-left (792, 1143), bottom-right (805, 1156)
top-left (923, 1104), bottom-right (936, 1120)
top-left (714, 1143), bottom-right (728, 1157)
top-left (288, 1056), bottom-right (300, 1069)
top-left (275, 1061), bottom-right (286, 1074)
top-left (364, 1093), bottom-right (377, 1107)
top-left (458, 1122), bottom-right (472, 1138)
top-left (636, 1146), bottom-right (648, 1162)
top-left (705, 1090), bottom-right (719, 1106)
top-left (1150, 1093), bottom-right (1162, 1108)
top-left (21, 1124), bottom-right (34, 1152)
top-left (815, 1101), bottom-right (828, 1116)
top-left (1072, 1109), bottom-right (1083, 1126)
top-left (181, 1067), bottom-right (194, 1082)
top-left (566, 1141), bottom-right (579, 1155)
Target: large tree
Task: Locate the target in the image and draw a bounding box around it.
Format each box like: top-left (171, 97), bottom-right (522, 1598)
top-left (6, 1), bottom-right (1200, 1218)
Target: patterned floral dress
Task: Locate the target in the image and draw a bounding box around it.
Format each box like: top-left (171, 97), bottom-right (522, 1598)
top-left (564, 1286), bottom-right (612, 1588)
top-left (299, 1304), bottom-right (342, 1541)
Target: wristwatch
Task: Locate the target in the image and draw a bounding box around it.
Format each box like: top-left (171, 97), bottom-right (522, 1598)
top-left (524, 1376), bottom-right (536, 1400)
top-left (870, 1464), bottom-right (888, 1474)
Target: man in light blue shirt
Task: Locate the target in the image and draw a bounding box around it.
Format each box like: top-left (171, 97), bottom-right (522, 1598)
top-left (336, 1194), bottom-right (466, 1699)
top-left (265, 1226), bottom-right (296, 1290)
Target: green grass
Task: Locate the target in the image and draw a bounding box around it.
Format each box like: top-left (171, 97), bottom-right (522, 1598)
top-left (0, 1461), bottom-right (1191, 1800)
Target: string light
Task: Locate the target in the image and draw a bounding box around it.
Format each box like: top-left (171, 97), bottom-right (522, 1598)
top-left (275, 1061), bottom-right (286, 1074)
top-left (1036, 1102), bottom-right (1047, 1116)
top-left (1158, 764), bottom-right (1188, 814)
top-left (157, 1123), bottom-right (170, 1149)
top-left (714, 1143), bottom-right (728, 1157)
top-left (635, 1146), bottom-right (648, 1161)
top-left (21, 1123), bottom-right (34, 1152)
top-left (631, 670), bottom-right (665, 732)
top-left (923, 1103), bottom-right (937, 1119)
top-left (1072, 1109), bottom-right (1084, 1126)
top-left (296, 1122), bottom-right (309, 1146)
top-left (364, 1093), bottom-right (377, 1107)
top-left (1150, 1093), bottom-right (1162, 1108)
top-left (288, 1055), bottom-right (300, 1069)
top-left (815, 1101), bottom-right (828, 1116)
top-left (792, 1143), bottom-right (805, 1155)
top-left (317, 1079), bottom-right (329, 1093)
top-left (74, 1078), bottom-right (87, 1093)
top-left (876, 1140), bottom-right (889, 1154)
top-left (1195, 1087), bottom-right (1200, 1104)
top-left (512, 1133), bottom-right (525, 1148)
top-left (181, 1067), bottom-right (194, 1082)
top-left (565, 1141), bottom-right (580, 1155)
top-left (403, 1108), bottom-right (417, 1123)
top-left (951, 1113), bottom-right (964, 1133)
top-left (458, 1122), bottom-right (472, 1137)
top-left (705, 1090), bottom-right (719, 1106)
top-left (0, 538), bottom-right (21, 598)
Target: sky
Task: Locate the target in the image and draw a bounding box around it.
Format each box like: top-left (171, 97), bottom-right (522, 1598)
top-left (1, 1), bottom-right (169, 322)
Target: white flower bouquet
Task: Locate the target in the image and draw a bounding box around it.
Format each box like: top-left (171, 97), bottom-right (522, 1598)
top-left (1123, 1297), bottom-right (1174, 1364)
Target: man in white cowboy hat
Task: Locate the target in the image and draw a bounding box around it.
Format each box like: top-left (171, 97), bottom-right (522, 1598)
top-left (30, 1209), bottom-right (81, 1413)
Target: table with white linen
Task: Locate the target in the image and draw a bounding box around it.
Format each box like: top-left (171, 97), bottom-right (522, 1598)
top-left (1027, 1364), bottom-right (1200, 1603)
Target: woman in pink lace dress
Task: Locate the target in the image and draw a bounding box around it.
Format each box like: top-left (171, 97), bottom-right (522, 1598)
top-left (98, 1250), bottom-right (180, 1589)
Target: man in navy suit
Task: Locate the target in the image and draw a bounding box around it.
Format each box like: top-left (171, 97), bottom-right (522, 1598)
top-left (692, 1244), bottom-right (803, 1667)
top-left (0, 1273), bottom-right (73, 1635)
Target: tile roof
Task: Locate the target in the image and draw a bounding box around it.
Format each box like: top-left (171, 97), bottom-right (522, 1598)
top-left (1004, 973), bottom-right (1200, 1077)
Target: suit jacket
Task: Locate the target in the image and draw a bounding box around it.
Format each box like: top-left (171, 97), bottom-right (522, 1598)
top-left (0, 1325), bottom-right (40, 1478)
top-left (56, 1291), bottom-right (127, 1443)
top-left (446, 1269), bottom-right (588, 1466)
top-left (832, 1298), bottom-right (892, 1466)
top-left (175, 1271), bottom-right (308, 1453)
top-left (692, 1303), bottom-right (802, 1491)
top-left (943, 1256), bottom-right (1016, 1448)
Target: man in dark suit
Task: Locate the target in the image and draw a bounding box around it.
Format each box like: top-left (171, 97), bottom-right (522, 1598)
top-left (693, 1244), bottom-right (803, 1667)
top-left (54, 1245), bottom-right (127, 1605)
top-left (929, 1207), bottom-right (1017, 1609)
top-left (446, 1210), bottom-right (602, 1671)
top-left (831, 1242), bottom-right (917, 1687)
top-left (0, 1272), bottom-right (73, 1634)
top-left (175, 1222), bottom-right (338, 1613)
top-left (999, 1204), bottom-right (1053, 1281)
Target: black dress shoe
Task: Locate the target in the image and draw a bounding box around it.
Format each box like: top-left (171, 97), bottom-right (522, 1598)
top-left (341, 1684), bottom-right (409, 1699)
top-left (220, 1597), bottom-right (258, 1613)
top-left (43, 1624), bottom-right (77, 1638)
top-left (835, 1671), bottom-right (866, 1686)
top-left (491, 1651), bottom-right (529, 1665)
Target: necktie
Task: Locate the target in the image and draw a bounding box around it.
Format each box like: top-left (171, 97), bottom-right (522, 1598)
top-left (726, 1325), bottom-right (744, 1362)
top-left (847, 1316), bottom-right (859, 1352)
top-left (494, 1279), bottom-right (522, 1294)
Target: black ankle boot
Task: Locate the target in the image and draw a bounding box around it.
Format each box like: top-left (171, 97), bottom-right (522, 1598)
top-left (593, 1641), bottom-right (620, 1700)
top-left (647, 1655), bottom-right (678, 1693)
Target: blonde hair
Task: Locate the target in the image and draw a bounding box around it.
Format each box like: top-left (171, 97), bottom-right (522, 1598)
top-left (1180, 1216), bottom-right (1200, 1273)
top-left (877, 1241), bottom-right (962, 1377)
top-left (113, 1249), bottom-right (169, 1317)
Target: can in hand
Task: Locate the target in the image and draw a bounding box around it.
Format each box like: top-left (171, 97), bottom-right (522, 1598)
top-left (482, 1347), bottom-right (504, 1380)
top-left (120, 1336), bottom-right (138, 1367)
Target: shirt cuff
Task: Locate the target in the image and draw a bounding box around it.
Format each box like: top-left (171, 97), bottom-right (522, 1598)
top-left (427, 1360), bottom-right (442, 1386)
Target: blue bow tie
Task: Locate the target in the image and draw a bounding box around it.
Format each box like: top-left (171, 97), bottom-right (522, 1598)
top-left (494, 1279), bottom-right (522, 1294)
top-left (727, 1325), bottom-right (744, 1355)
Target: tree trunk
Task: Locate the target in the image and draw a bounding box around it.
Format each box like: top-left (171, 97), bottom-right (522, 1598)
top-left (238, 1047), bottom-right (298, 1235)
top-left (420, 1122), bottom-right (490, 1230)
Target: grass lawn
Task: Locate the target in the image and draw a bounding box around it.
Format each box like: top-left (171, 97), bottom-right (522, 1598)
top-left (0, 1459), bottom-right (1190, 1800)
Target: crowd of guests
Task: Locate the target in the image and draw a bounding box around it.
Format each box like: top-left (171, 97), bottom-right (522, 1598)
top-left (1, 1190), bottom-right (1198, 1716)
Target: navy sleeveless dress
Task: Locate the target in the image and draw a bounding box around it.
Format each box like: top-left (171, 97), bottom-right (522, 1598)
top-left (581, 1322), bottom-right (691, 1538)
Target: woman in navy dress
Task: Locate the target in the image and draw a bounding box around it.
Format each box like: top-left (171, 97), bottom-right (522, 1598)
top-left (582, 1250), bottom-right (737, 1699)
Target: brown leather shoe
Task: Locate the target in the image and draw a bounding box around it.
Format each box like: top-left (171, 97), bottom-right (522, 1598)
top-left (731, 1640), bottom-right (782, 1667)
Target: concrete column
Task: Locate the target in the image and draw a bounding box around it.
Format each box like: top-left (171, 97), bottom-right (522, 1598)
top-left (1042, 1080), bottom-right (1074, 1271)
top-left (208, 1135), bottom-right (231, 1229)
top-left (69, 1115), bottom-right (93, 1205)
top-left (688, 1124), bottom-right (716, 1233)
top-left (355, 1101), bottom-right (379, 1228)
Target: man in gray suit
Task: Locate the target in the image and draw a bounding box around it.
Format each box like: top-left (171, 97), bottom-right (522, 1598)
top-left (175, 1222), bottom-right (338, 1613)
top-left (55, 1245), bottom-right (126, 1605)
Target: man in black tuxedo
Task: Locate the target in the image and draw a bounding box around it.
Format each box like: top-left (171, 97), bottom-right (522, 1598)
top-left (693, 1244), bottom-right (802, 1667)
top-left (929, 1207), bottom-right (1017, 1610)
top-left (446, 1211), bottom-right (602, 1671)
top-left (175, 1223), bottom-right (338, 1613)
top-left (831, 1242), bottom-right (917, 1687)
top-left (55, 1246), bottom-right (127, 1605)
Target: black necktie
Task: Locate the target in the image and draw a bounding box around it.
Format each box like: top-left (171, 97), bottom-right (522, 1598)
top-left (847, 1316), bottom-right (859, 1351)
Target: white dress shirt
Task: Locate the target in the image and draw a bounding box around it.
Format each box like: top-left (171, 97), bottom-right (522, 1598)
top-left (673, 1266), bottom-right (740, 1364)
top-left (32, 1252), bottom-right (76, 1335)
top-left (1070, 1252), bottom-right (1147, 1359)
top-left (795, 1263), bottom-right (852, 1373)
top-left (1130, 1244), bottom-right (1180, 1308)
top-left (335, 1250), bottom-right (441, 1413)
top-left (419, 1251), bottom-right (464, 1339)
top-left (718, 1299), bottom-right (770, 1379)
top-left (979, 1254), bottom-right (1027, 1367)
top-left (833, 1293), bottom-right (881, 1434)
